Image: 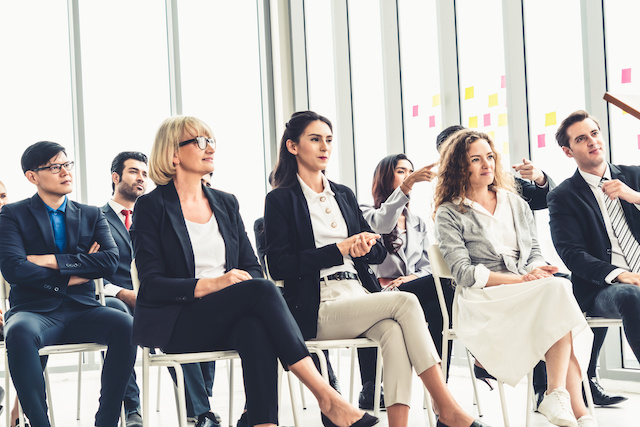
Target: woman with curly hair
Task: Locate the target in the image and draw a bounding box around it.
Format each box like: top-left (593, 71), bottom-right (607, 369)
top-left (434, 129), bottom-right (595, 427)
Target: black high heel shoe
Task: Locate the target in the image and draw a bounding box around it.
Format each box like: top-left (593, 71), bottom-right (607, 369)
top-left (321, 412), bottom-right (379, 427)
top-left (473, 364), bottom-right (495, 391)
top-left (436, 419), bottom-right (491, 427)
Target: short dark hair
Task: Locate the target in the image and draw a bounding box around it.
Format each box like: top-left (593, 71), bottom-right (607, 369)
top-left (110, 151), bottom-right (148, 193)
top-left (555, 110), bottom-right (601, 149)
top-left (436, 125), bottom-right (466, 153)
top-left (21, 141), bottom-right (66, 174)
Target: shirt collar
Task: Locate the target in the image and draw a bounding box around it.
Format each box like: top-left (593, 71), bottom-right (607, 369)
top-left (108, 199), bottom-right (130, 215)
top-left (44, 196), bottom-right (68, 214)
top-left (297, 173), bottom-right (335, 200)
top-left (579, 164), bottom-right (611, 189)
top-left (454, 189), bottom-right (506, 216)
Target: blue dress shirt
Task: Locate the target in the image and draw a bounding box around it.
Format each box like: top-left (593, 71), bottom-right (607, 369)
top-left (45, 197), bottom-right (68, 253)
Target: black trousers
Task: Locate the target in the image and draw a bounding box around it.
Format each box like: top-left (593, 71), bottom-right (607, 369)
top-left (163, 279), bottom-right (309, 427)
top-left (359, 275), bottom-right (455, 385)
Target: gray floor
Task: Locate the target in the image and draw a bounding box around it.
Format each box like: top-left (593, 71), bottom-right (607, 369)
top-left (6, 351), bottom-right (639, 427)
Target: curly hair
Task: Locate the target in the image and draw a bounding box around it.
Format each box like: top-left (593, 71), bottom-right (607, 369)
top-left (434, 129), bottom-right (514, 214)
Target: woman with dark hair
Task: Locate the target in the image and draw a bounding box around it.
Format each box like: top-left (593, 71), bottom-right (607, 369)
top-left (131, 115), bottom-right (377, 427)
top-left (434, 129), bottom-right (594, 427)
top-left (360, 155), bottom-right (454, 363)
top-left (264, 111), bottom-right (487, 427)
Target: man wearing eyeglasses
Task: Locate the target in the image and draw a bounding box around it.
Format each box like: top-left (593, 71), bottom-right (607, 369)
top-left (0, 141), bottom-right (137, 427)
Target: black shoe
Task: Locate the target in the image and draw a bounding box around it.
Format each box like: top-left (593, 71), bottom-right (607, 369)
top-left (533, 389), bottom-right (544, 412)
top-left (358, 381), bottom-right (385, 410)
top-left (236, 411), bottom-right (249, 427)
top-left (125, 409), bottom-right (143, 427)
top-left (13, 419), bottom-right (30, 427)
top-left (436, 420), bottom-right (491, 427)
top-left (473, 365), bottom-right (495, 391)
top-left (195, 412), bottom-right (222, 427)
top-left (0, 385), bottom-right (4, 416)
top-left (321, 412), bottom-right (379, 427)
top-left (584, 377), bottom-right (628, 406)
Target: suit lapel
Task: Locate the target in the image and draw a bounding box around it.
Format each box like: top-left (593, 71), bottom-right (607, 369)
top-left (204, 188), bottom-right (234, 267)
top-left (571, 169), bottom-right (607, 231)
top-left (28, 194), bottom-right (57, 254)
top-left (102, 204), bottom-right (132, 253)
top-left (162, 182), bottom-right (195, 274)
top-left (291, 184), bottom-right (316, 249)
top-left (332, 183), bottom-right (358, 236)
top-left (65, 199), bottom-right (80, 252)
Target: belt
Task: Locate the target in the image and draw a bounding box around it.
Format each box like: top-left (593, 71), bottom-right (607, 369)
top-left (324, 271), bottom-right (358, 281)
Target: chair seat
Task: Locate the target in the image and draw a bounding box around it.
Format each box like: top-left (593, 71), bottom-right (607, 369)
top-left (38, 343), bottom-right (107, 356)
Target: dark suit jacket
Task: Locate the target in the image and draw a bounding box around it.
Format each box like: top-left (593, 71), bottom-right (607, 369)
top-left (101, 204), bottom-right (134, 290)
top-left (130, 181), bottom-right (262, 348)
top-left (264, 180), bottom-right (386, 339)
top-left (517, 173), bottom-right (555, 211)
top-left (0, 194), bottom-right (119, 319)
top-left (548, 164), bottom-right (640, 311)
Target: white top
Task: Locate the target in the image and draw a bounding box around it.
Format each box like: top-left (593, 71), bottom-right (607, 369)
top-left (462, 189), bottom-right (544, 288)
top-left (297, 174), bottom-right (357, 279)
top-left (185, 214), bottom-right (227, 280)
top-left (578, 166), bottom-right (640, 282)
top-left (103, 200), bottom-right (131, 297)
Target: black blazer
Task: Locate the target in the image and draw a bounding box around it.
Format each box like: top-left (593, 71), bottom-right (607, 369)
top-left (101, 204), bottom-right (134, 290)
top-left (130, 181), bottom-right (262, 348)
top-left (548, 164), bottom-right (640, 311)
top-left (0, 194), bottom-right (118, 319)
top-left (517, 174), bottom-right (556, 211)
top-left (264, 180), bottom-right (386, 339)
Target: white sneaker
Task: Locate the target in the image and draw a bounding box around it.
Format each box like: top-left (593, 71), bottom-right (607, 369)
top-left (537, 387), bottom-right (578, 427)
top-left (577, 415), bottom-right (597, 427)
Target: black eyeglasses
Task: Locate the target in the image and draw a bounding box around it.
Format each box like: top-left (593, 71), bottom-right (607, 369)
top-left (179, 136), bottom-right (216, 150)
top-left (32, 161), bottom-right (75, 174)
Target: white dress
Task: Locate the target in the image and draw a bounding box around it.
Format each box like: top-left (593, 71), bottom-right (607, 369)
top-left (436, 190), bottom-right (593, 386)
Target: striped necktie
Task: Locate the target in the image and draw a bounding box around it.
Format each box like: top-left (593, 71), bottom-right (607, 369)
top-left (599, 178), bottom-right (640, 273)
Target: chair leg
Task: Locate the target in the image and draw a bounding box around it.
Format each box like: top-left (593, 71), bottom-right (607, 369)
top-left (228, 360), bottom-right (234, 427)
top-left (44, 367), bottom-right (55, 427)
top-left (526, 371), bottom-right (533, 427)
top-left (120, 404), bottom-right (127, 427)
top-left (423, 386), bottom-right (436, 427)
top-left (142, 349), bottom-right (150, 427)
top-left (4, 349), bottom-right (11, 427)
top-left (299, 379), bottom-right (307, 410)
top-left (465, 348), bottom-right (483, 417)
top-left (156, 365), bottom-right (162, 412)
top-left (76, 352), bottom-right (83, 420)
top-left (582, 372), bottom-right (596, 418)
top-left (349, 346), bottom-right (357, 405)
top-left (168, 362), bottom-right (188, 427)
top-left (287, 371), bottom-right (301, 427)
top-left (373, 346), bottom-right (382, 418)
top-left (497, 381), bottom-right (509, 427)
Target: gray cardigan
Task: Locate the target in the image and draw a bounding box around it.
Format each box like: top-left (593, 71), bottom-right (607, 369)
top-left (434, 190), bottom-right (546, 288)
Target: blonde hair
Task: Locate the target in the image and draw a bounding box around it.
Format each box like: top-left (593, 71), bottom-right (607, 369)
top-left (149, 116), bottom-right (214, 186)
top-left (434, 129), bottom-right (515, 214)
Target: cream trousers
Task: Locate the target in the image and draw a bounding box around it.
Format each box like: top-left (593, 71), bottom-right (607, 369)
top-left (315, 283), bottom-right (440, 406)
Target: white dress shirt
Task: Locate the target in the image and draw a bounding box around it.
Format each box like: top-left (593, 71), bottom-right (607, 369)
top-left (578, 166), bottom-right (640, 282)
top-left (103, 200), bottom-right (132, 297)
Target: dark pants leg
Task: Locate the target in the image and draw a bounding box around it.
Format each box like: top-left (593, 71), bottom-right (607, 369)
top-left (105, 297), bottom-right (140, 414)
top-left (533, 361), bottom-right (547, 394)
top-left (164, 279), bottom-right (309, 426)
top-left (310, 350), bottom-right (338, 390)
top-left (166, 363), bottom-right (213, 417)
top-left (587, 328), bottom-right (608, 378)
top-left (6, 302), bottom-right (136, 427)
top-left (590, 283), bottom-right (640, 363)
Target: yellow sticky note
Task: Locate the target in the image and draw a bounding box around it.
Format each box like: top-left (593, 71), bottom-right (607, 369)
top-left (623, 110), bottom-right (628, 115)
top-left (432, 94), bottom-right (441, 107)
top-left (488, 131), bottom-right (496, 141)
top-left (498, 113), bottom-right (508, 126)
top-left (465, 87), bottom-right (474, 100)
top-left (488, 93), bottom-right (498, 107)
top-left (469, 116), bottom-right (478, 128)
top-left (545, 112), bottom-right (556, 126)
top-left (503, 142), bottom-right (510, 154)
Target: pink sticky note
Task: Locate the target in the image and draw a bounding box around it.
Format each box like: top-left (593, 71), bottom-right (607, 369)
top-left (622, 68), bottom-right (632, 84)
top-left (538, 134), bottom-right (546, 148)
top-left (483, 113), bottom-right (491, 126)
top-left (637, 135), bottom-right (640, 150)
top-left (500, 75), bottom-right (506, 88)
top-left (429, 115), bottom-right (436, 128)
top-left (412, 105), bottom-right (419, 117)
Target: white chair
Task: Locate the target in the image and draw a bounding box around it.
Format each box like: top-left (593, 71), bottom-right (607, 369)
top-left (428, 244), bottom-right (597, 426)
top-left (0, 274), bottom-right (126, 427)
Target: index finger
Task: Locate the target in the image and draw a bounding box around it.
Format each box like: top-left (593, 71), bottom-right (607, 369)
top-left (424, 162), bottom-right (437, 170)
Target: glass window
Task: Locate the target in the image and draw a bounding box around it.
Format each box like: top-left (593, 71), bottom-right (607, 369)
top-left (456, 0), bottom-right (510, 167)
top-left (523, 0), bottom-right (585, 268)
top-left (397, 0), bottom-right (440, 220)
top-left (0, 2), bottom-right (75, 202)
top-left (305, 0), bottom-right (341, 183)
top-left (348, 0), bottom-right (388, 204)
top-left (604, 0), bottom-right (640, 167)
top-left (79, 0), bottom-right (171, 206)
top-left (179, 1), bottom-right (266, 241)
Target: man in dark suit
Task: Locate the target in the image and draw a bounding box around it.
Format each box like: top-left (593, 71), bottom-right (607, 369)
top-left (0, 141), bottom-right (137, 427)
top-left (549, 110), bottom-right (636, 405)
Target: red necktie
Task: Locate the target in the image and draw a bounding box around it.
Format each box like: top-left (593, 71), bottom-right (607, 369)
top-left (121, 209), bottom-right (132, 231)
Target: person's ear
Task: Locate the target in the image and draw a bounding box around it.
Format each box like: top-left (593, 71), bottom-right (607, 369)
top-left (562, 146), bottom-right (573, 159)
top-left (25, 171), bottom-right (38, 185)
top-left (286, 139), bottom-right (298, 156)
